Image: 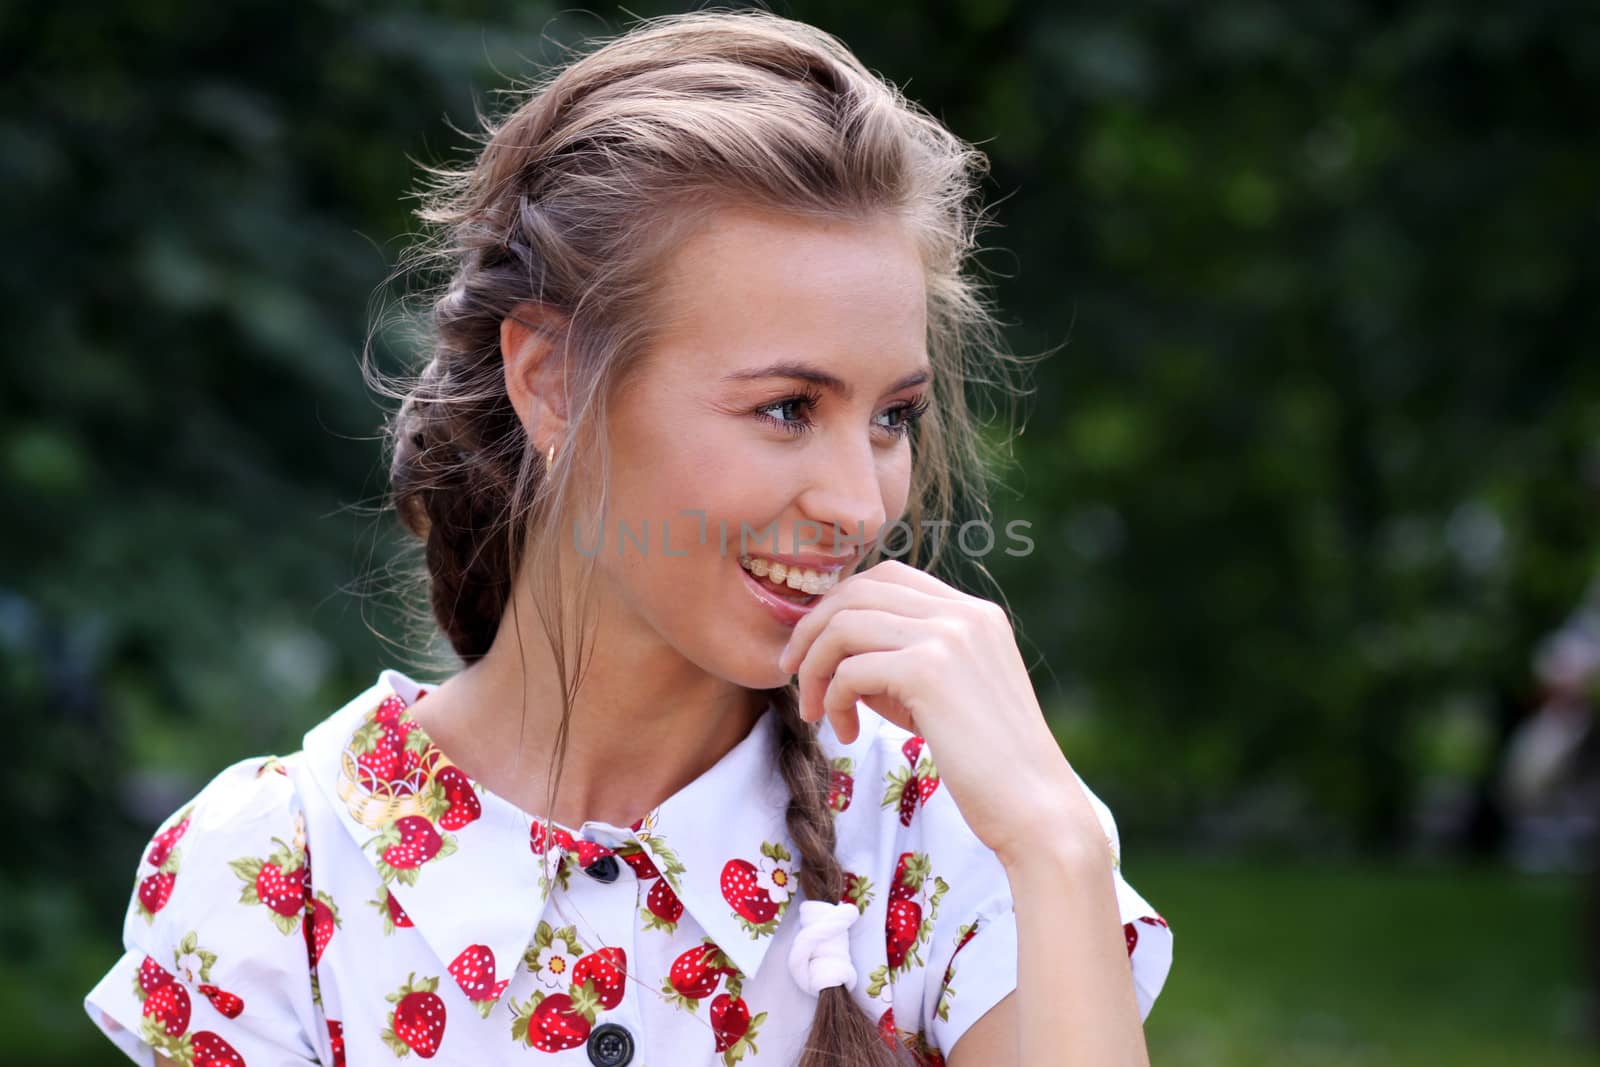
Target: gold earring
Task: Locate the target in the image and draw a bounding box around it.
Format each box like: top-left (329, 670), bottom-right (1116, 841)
top-left (545, 441), bottom-right (556, 467)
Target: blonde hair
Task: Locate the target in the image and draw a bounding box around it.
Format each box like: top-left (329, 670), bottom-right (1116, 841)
top-left (367, 8), bottom-right (1031, 1064)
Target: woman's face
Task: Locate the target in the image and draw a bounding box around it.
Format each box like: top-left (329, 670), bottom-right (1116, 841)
top-left (594, 205), bottom-right (931, 691)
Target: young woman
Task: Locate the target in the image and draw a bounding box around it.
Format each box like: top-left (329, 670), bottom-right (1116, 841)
top-left (85, 10), bottom-right (1173, 1066)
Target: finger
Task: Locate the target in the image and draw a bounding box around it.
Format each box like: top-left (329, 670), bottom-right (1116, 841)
top-left (782, 571), bottom-right (951, 677)
top-left (862, 558), bottom-right (979, 600)
top-left (794, 606), bottom-right (934, 726)
top-left (821, 649), bottom-right (919, 744)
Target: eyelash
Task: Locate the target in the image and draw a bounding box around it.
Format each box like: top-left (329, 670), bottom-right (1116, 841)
top-left (755, 387), bottom-right (930, 440)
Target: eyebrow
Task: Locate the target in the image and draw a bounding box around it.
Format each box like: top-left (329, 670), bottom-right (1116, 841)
top-left (720, 361), bottom-right (931, 401)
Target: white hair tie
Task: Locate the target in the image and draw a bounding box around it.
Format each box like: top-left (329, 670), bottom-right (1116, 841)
top-left (787, 899), bottom-right (862, 996)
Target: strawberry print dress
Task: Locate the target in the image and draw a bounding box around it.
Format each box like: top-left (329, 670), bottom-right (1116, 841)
top-left (85, 668), bottom-right (1174, 1066)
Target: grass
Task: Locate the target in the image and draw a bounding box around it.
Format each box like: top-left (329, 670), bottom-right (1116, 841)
top-left (1134, 856), bottom-right (1595, 1066)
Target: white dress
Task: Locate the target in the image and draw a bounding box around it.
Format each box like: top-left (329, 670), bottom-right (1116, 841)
top-left (85, 668), bottom-right (1174, 1065)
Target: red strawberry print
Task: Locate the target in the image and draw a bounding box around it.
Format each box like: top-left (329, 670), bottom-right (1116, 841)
top-left (230, 836), bottom-right (308, 935)
top-left (884, 736), bottom-right (940, 826)
top-left (828, 757), bottom-right (854, 812)
top-left (374, 693), bottom-right (406, 727)
top-left (145, 811), bottom-right (192, 868)
top-left (510, 988), bottom-right (602, 1053)
top-left (136, 807), bottom-right (191, 921)
top-left (351, 708), bottom-right (429, 796)
top-left (373, 815), bottom-right (455, 885)
top-left (841, 870), bottom-right (875, 913)
top-left (617, 845), bottom-right (659, 880)
top-left (197, 984), bottom-right (244, 1018)
top-left (886, 897), bottom-right (923, 969)
top-left (448, 944), bottom-right (511, 1018)
top-left (710, 992), bottom-right (748, 1051)
top-left (530, 819), bottom-right (578, 894)
top-left (327, 1019), bottom-right (346, 1067)
top-left (719, 840), bottom-right (793, 937)
top-left (427, 764), bottom-right (482, 831)
top-left (530, 820), bottom-right (577, 855)
top-left (137, 871), bottom-right (175, 921)
top-left (354, 733), bottom-right (401, 785)
top-left (877, 1006), bottom-right (900, 1049)
top-left (370, 884), bottom-right (414, 934)
top-left (382, 973), bottom-right (447, 1058)
top-left (867, 852), bottom-right (948, 996)
top-left (303, 890), bottom-right (340, 965)
top-left (897, 783), bottom-right (920, 826)
top-left (661, 941), bottom-right (736, 1009)
top-left (138, 955), bottom-right (173, 995)
top-left (142, 980), bottom-right (191, 1037)
top-left (257, 863), bottom-right (306, 916)
top-left (573, 839), bottom-right (616, 868)
top-left (571, 946), bottom-right (627, 1010)
top-left (889, 851), bottom-right (926, 902)
top-left (1126, 913), bottom-right (1170, 954)
top-left (643, 877), bottom-right (684, 932)
top-left (190, 1030), bottom-right (246, 1067)
top-left (710, 989), bottom-right (768, 1062)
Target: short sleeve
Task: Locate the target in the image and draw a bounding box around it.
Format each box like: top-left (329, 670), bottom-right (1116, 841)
top-left (912, 774), bottom-right (1020, 1061)
top-left (84, 755), bottom-right (325, 1066)
top-left (916, 760), bottom-right (1175, 1060)
top-left (1070, 765), bottom-right (1174, 1023)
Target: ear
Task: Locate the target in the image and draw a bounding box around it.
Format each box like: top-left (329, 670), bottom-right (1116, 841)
top-left (501, 301), bottom-right (571, 449)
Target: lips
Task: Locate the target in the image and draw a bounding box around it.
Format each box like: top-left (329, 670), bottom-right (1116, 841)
top-left (737, 557), bottom-right (821, 626)
top-left (749, 566), bottom-right (818, 603)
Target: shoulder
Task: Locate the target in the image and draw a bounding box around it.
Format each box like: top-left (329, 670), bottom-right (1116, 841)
top-left (86, 752), bottom-right (326, 1064)
top-left (134, 753), bottom-right (310, 930)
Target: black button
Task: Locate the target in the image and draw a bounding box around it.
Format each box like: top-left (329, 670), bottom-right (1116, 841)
top-left (584, 855), bottom-right (621, 883)
top-left (586, 1022), bottom-right (634, 1066)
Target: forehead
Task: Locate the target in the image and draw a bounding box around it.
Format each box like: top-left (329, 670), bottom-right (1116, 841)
top-left (646, 205), bottom-right (927, 377)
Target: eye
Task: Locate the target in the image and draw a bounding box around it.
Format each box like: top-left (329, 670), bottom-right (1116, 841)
top-left (875, 394), bottom-right (930, 440)
top-left (753, 386), bottom-right (823, 436)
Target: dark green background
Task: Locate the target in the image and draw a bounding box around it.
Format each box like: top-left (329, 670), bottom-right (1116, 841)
top-left (4, 1), bottom-right (1596, 1063)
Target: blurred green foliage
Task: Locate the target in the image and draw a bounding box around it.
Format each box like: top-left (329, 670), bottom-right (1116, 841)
top-left (3, 0), bottom-right (1597, 1060)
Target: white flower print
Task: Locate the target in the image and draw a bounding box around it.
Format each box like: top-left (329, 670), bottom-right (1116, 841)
top-left (754, 854), bottom-right (793, 903)
top-left (176, 951), bottom-right (204, 984)
top-left (534, 944), bottom-right (576, 991)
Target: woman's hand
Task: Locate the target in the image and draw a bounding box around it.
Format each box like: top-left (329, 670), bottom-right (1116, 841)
top-left (776, 559), bottom-right (1106, 868)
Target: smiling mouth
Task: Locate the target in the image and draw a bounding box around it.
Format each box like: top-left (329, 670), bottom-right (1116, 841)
top-left (737, 555), bottom-right (830, 603)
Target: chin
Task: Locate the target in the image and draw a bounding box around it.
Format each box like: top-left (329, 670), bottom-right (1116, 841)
top-left (715, 650), bottom-right (791, 694)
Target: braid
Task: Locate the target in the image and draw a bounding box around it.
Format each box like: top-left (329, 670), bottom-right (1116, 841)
top-left (769, 685), bottom-right (915, 1067)
top-left (389, 363), bottom-right (530, 664)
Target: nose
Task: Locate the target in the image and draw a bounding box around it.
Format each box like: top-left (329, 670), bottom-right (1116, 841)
top-left (794, 436), bottom-right (891, 553)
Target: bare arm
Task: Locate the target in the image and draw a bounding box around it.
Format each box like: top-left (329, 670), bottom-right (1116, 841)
top-left (949, 838), bottom-right (1149, 1067)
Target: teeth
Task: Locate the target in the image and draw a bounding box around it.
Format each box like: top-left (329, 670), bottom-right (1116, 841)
top-left (739, 554), bottom-right (838, 595)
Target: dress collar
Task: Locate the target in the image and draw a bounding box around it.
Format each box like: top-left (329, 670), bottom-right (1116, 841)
top-left (300, 669), bottom-right (797, 1007)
